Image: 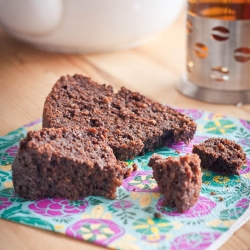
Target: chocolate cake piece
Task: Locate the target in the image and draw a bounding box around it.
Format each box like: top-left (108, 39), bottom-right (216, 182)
top-left (43, 74), bottom-right (197, 160)
top-left (42, 74), bottom-right (114, 129)
top-left (43, 75), bottom-right (144, 160)
top-left (192, 138), bottom-right (246, 175)
top-left (113, 86), bottom-right (197, 150)
top-left (12, 127), bottom-right (131, 200)
top-left (148, 153), bottom-right (202, 213)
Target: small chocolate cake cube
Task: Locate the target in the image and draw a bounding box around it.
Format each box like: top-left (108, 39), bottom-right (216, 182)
top-left (148, 153), bottom-right (202, 213)
top-left (12, 127), bottom-right (130, 200)
top-left (192, 138), bottom-right (246, 175)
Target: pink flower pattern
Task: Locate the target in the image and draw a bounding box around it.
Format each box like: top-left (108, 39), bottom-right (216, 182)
top-left (236, 198), bottom-right (250, 209)
top-left (240, 158), bottom-right (250, 174)
top-left (156, 196), bottom-right (216, 218)
top-left (238, 138), bottom-right (250, 147)
top-left (122, 171), bottom-right (159, 192)
top-left (1, 145), bottom-right (19, 165)
top-left (169, 135), bottom-right (209, 154)
top-left (240, 119), bottom-right (250, 130)
top-left (28, 198), bottom-right (88, 217)
top-left (66, 219), bottom-right (124, 246)
top-left (5, 145), bottom-right (18, 157)
top-left (171, 232), bottom-right (221, 250)
top-left (0, 197), bottom-right (12, 211)
top-left (112, 200), bottom-right (134, 210)
top-left (175, 109), bottom-right (204, 120)
top-left (24, 118), bottom-right (42, 127)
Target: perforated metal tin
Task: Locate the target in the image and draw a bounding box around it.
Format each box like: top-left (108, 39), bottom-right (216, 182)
top-left (177, 14), bottom-right (250, 104)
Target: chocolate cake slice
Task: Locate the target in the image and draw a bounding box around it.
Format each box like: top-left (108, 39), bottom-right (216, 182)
top-left (43, 75), bottom-right (144, 160)
top-left (192, 138), bottom-right (246, 175)
top-left (12, 127), bottom-right (131, 200)
top-left (43, 74), bottom-right (196, 160)
top-left (113, 86), bottom-right (197, 152)
top-left (148, 153), bottom-right (202, 213)
top-left (42, 74), bottom-right (114, 129)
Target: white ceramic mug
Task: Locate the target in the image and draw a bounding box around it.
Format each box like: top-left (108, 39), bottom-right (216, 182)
top-left (0, 0), bottom-right (185, 53)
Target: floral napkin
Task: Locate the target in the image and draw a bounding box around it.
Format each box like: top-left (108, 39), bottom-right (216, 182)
top-left (0, 109), bottom-right (250, 250)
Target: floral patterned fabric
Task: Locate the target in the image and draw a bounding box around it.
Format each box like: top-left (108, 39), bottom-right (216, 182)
top-left (0, 110), bottom-right (250, 250)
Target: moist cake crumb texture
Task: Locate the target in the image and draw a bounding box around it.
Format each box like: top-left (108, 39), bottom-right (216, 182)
top-left (12, 127), bottom-right (130, 200)
top-left (192, 138), bottom-right (246, 175)
top-left (43, 74), bottom-right (197, 160)
top-left (148, 153), bottom-right (202, 213)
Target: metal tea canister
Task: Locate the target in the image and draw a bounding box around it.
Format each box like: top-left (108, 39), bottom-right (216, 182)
top-left (177, 0), bottom-right (250, 104)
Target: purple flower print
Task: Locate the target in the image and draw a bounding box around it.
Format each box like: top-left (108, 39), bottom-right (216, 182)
top-left (23, 118), bottom-right (42, 132)
top-left (171, 232), bottom-right (221, 250)
top-left (122, 171), bottom-right (159, 192)
top-left (24, 118), bottom-right (42, 127)
top-left (220, 198), bottom-right (249, 220)
top-left (208, 113), bottom-right (227, 120)
top-left (112, 200), bottom-right (134, 210)
top-left (28, 198), bottom-right (88, 217)
top-left (240, 119), bottom-right (250, 130)
top-left (156, 196), bottom-right (216, 218)
top-left (0, 145), bottom-right (19, 165)
top-left (66, 219), bottom-right (124, 246)
top-left (5, 145), bottom-right (18, 157)
top-left (240, 158), bottom-right (250, 175)
top-left (174, 109), bottom-right (204, 120)
top-left (238, 138), bottom-right (250, 147)
top-left (0, 197), bottom-right (12, 210)
top-left (236, 198), bottom-right (250, 209)
top-left (169, 136), bottom-right (209, 154)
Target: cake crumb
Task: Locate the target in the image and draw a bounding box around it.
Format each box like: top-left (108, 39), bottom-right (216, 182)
top-left (175, 150), bottom-right (180, 154)
top-left (218, 196), bottom-right (223, 201)
top-left (210, 192), bottom-right (216, 195)
top-left (192, 138), bottom-right (246, 176)
top-left (148, 153), bottom-right (201, 213)
top-left (132, 163), bottom-right (138, 172)
top-left (154, 212), bottom-right (162, 219)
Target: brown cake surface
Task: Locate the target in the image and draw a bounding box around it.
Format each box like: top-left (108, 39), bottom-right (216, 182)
top-left (12, 127), bottom-right (131, 200)
top-left (43, 74), bottom-right (197, 160)
top-left (192, 138), bottom-right (246, 175)
top-left (114, 87), bottom-right (196, 147)
top-left (148, 153), bottom-right (202, 213)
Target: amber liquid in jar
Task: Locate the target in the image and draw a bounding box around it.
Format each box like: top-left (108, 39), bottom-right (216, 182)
top-left (188, 0), bottom-right (250, 20)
